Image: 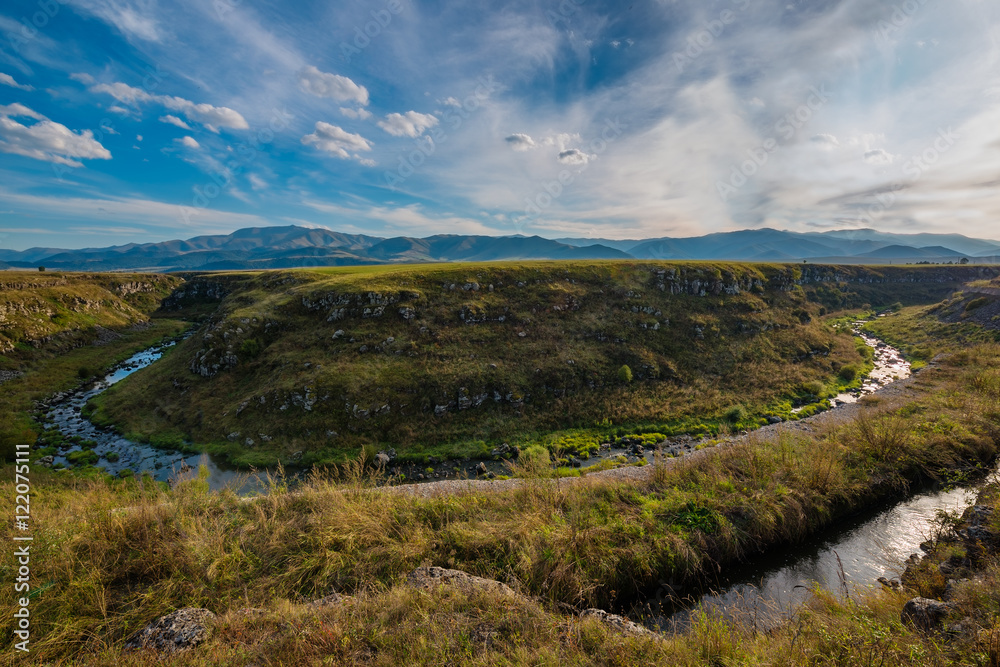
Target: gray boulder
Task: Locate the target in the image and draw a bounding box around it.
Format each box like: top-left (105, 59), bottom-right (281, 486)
top-left (406, 566), bottom-right (518, 598)
top-left (124, 607), bottom-right (216, 653)
top-left (901, 597), bottom-right (954, 632)
top-left (580, 609), bottom-right (658, 638)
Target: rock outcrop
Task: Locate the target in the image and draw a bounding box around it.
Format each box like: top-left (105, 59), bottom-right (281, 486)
top-left (124, 607), bottom-right (216, 653)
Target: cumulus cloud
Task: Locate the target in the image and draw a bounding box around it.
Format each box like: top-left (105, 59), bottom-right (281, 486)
top-left (377, 111), bottom-right (438, 137)
top-left (179, 136), bottom-right (200, 149)
top-left (340, 107), bottom-right (372, 120)
top-left (504, 133), bottom-right (536, 151)
top-left (91, 82), bottom-right (249, 131)
top-left (69, 72), bottom-right (95, 85)
top-left (557, 148), bottom-right (591, 165)
top-left (301, 122), bottom-right (372, 160)
top-left (0, 73), bottom-right (32, 90)
top-left (159, 114), bottom-right (191, 129)
top-left (298, 66), bottom-right (369, 105)
top-left (0, 103), bottom-right (111, 167)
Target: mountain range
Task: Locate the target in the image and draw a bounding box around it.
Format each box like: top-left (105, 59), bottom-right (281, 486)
top-left (1, 226), bottom-right (999, 272)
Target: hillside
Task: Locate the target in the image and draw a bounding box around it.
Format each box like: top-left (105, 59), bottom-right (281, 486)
top-left (0, 272), bottom-right (181, 355)
top-left (87, 262), bottom-right (997, 468)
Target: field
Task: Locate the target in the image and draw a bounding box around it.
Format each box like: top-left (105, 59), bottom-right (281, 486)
top-left (88, 261), bottom-right (969, 468)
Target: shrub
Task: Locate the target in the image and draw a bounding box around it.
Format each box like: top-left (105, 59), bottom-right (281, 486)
top-left (724, 405), bottom-right (747, 424)
top-left (838, 364), bottom-right (860, 382)
top-left (239, 338), bottom-right (263, 358)
top-left (77, 367), bottom-right (91, 380)
top-left (966, 297), bottom-right (989, 312)
top-left (618, 364), bottom-right (633, 384)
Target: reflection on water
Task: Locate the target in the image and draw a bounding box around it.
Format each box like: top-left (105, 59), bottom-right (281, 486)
top-left (645, 473), bottom-right (996, 632)
top-left (44, 340), bottom-right (268, 493)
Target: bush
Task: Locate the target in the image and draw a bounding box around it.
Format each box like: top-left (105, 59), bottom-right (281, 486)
top-left (618, 365), bottom-right (633, 384)
top-left (239, 338), bottom-right (263, 358)
top-left (724, 405), bottom-right (747, 424)
top-left (838, 364), bottom-right (860, 382)
top-left (77, 367), bottom-right (91, 380)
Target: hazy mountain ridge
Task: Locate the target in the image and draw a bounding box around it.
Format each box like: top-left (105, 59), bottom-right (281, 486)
top-left (1, 226), bottom-right (998, 271)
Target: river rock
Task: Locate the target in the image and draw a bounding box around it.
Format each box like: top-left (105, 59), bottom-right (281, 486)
top-left (475, 462), bottom-right (488, 475)
top-left (375, 452), bottom-right (391, 466)
top-left (901, 597), bottom-right (954, 632)
top-left (124, 607), bottom-right (216, 653)
top-left (406, 566), bottom-right (518, 598)
top-left (580, 609), bottom-right (658, 638)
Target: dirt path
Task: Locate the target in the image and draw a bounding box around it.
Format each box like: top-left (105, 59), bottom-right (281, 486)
top-left (387, 361), bottom-right (942, 499)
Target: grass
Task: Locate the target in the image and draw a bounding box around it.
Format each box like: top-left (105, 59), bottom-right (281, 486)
top-left (92, 262), bottom-right (894, 467)
top-left (4, 339), bottom-right (1000, 662)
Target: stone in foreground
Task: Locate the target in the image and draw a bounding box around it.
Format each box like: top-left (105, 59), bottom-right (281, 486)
top-left (406, 566), bottom-right (519, 598)
top-left (901, 597), bottom-right (953, 632)
top-left (580, 608), bottom-right (659, 638)
top-left (124, 607), bottom-right (216, 653)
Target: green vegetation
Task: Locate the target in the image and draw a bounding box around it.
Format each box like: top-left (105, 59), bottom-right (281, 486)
top-left (4, 340), bottom-right (1000, 663)
top-left (93, 262), bottom-right (887, 467)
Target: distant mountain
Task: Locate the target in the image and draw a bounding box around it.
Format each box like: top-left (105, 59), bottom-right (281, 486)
top-left (856, 245), bottom-right (967, 259)
top-left (2, 225), bottom-right (999, 272)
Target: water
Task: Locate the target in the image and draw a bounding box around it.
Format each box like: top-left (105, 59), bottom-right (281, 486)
top-left (642, 479), bottom-right (986, 632)
top-left (40, 324), bottom-right (912, 492)
top-left (42, 341), bottom-right (266, 493)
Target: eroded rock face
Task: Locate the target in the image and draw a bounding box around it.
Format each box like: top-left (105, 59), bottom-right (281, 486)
top-left (901, 597), bottom-right (954, 632)
top-left (405, 566), bottom-right (518, 598)
top-left (124, 607), bottom-right (216, 653)
top-left (580, 609), bottom-right (659, 638)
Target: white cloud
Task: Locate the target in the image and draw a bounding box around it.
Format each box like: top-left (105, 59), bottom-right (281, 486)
top-left (301, 122), bottom-right (372, 160)
top-left (69, 72), bottom-right (95, 85)
top-left (441, 97), bottom-right (462, 108)
top-left (863, 148), bottom-right (894, 165)
top-left (557, 148), bottom-right (591, 165)
top-left (65, 0), bottom-right (162, 42)
top-left (91, 82), bottom-right (249, 130)
top-left (248, 173), bottom-right (267, 191)
top-left (505, 133), bottom-right (536, 151)
top-left (179, 136), bottom-right (200, 149)
top-left (297, 66), bottom-right (369, 105)
top-left (136, 134), bottom-right (142, 141)
top-left (377, 111), bottom-right (438, 137)
top-left (0, 104), bottom-right (111, 167)
top-left (0, 73), bottom-right (32, 90)
top-left (159, 114), bottom-right (191, 130)
top-left (811, 133), bottom-right (840, 147)
top-left (340, 107), bottom-right (373, 120)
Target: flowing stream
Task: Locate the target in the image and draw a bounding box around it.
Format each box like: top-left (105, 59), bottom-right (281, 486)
top-left (43, 341), bottom-right (265, 492)
top-left (39, 323), bottom-right (992, 629)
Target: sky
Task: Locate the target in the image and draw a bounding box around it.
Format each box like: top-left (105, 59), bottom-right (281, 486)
top-left (0, 0), bottom-right (999, 251)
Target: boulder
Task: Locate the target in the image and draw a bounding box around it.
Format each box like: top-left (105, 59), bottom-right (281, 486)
top-left (375, 452), bottom-right (391, 466)
top-left (406, 566), bottom-right (518, 598)
top-left (901, 597), bottom-right (954, 632)
top-left (124, 607), bottom-right (216, 654)
top-left (580, 609), bottom-right (658, 638)
top-left (475, 462), bottom-right (488, 475)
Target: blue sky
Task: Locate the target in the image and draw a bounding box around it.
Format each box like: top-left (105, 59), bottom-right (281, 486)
top-left (1, 0), bottom-right (999, 250)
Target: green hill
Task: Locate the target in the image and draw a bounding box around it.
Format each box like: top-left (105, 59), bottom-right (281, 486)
top-left (89, 261), bottom-right (946, 467)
